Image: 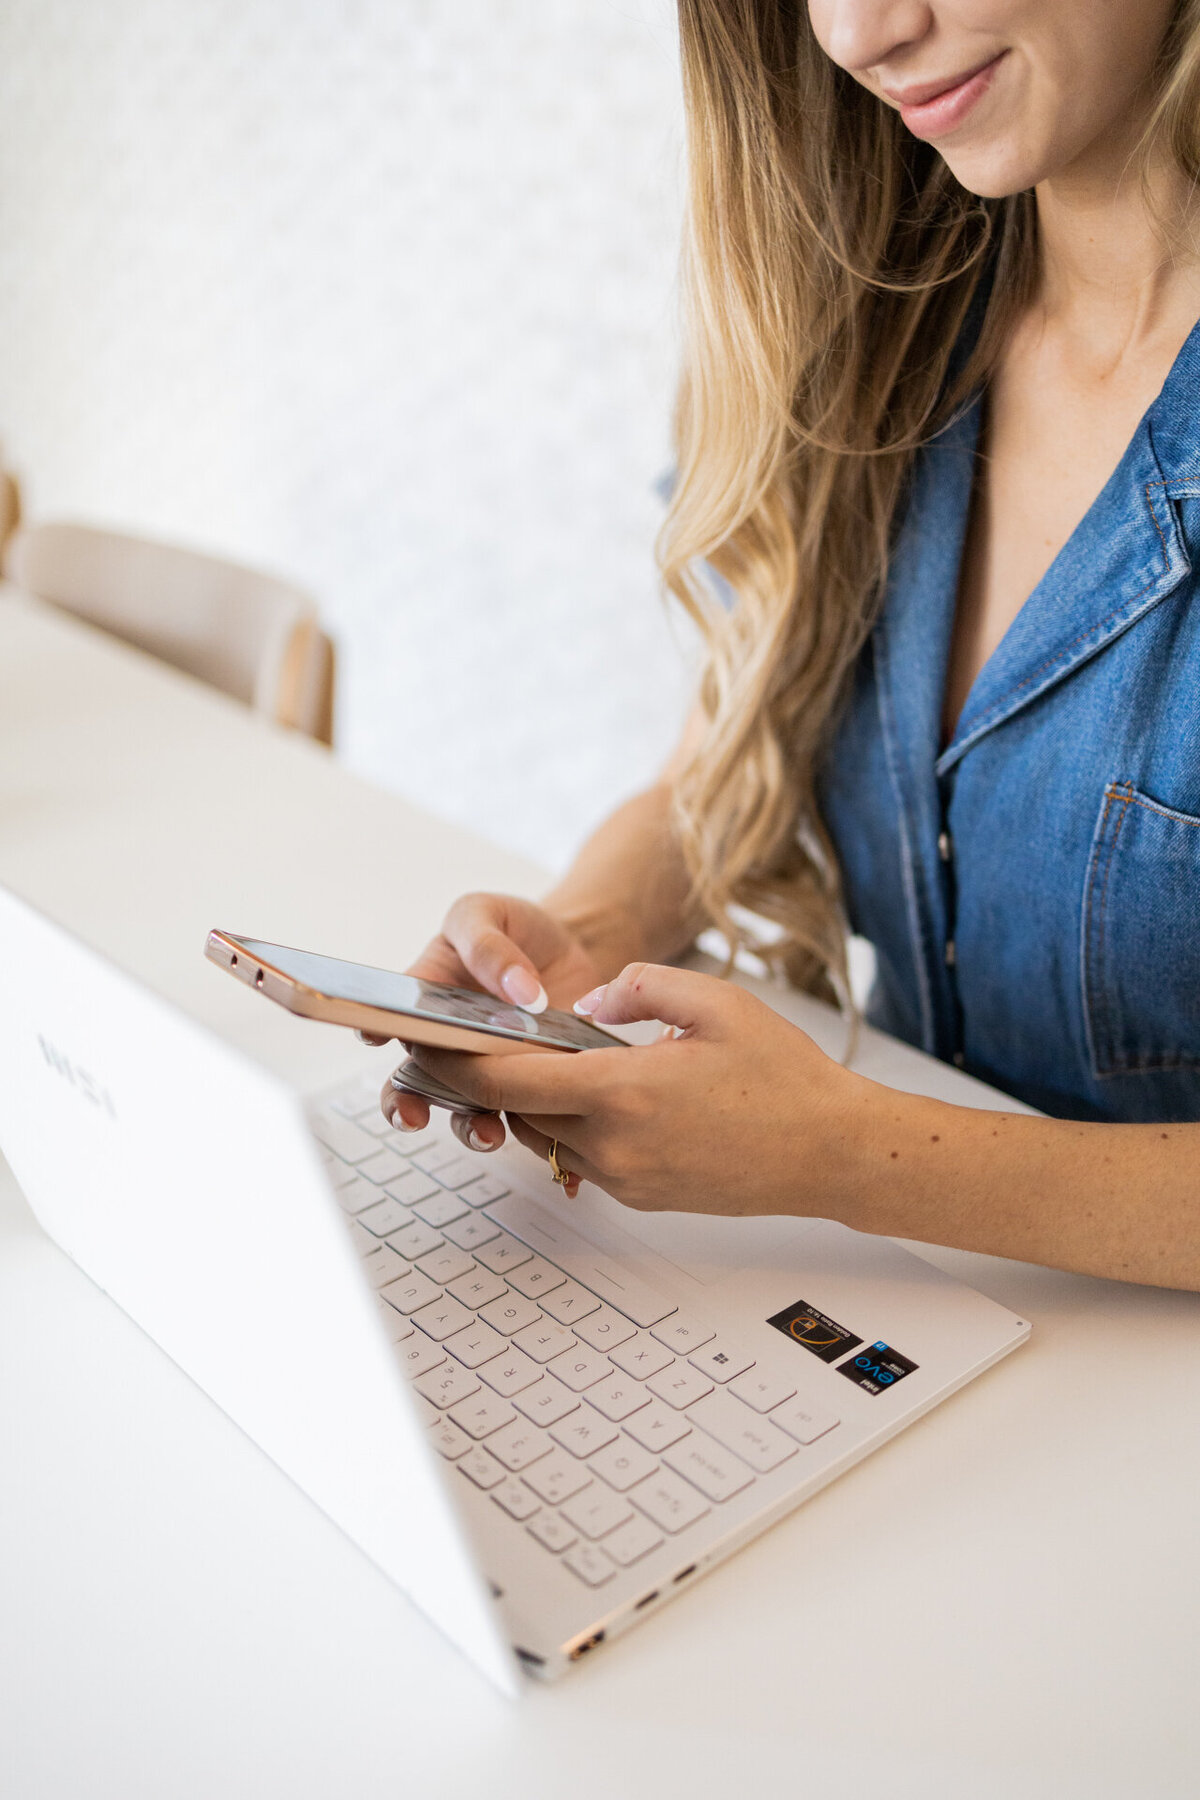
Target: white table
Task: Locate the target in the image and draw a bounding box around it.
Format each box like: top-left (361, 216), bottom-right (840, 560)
top-left (2, 586), bottom-right (1197, 1800)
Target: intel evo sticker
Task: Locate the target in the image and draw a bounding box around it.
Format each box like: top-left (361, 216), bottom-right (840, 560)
top-left (767, 1300), bottom-right (862, 1364)
top-left (837, 1341), bottom-right (918, 1395)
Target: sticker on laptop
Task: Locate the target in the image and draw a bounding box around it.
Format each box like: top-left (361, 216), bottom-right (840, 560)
top-left (766, 1300), bottom-right (862, 1364)
top-left (836, 1341), bottom-right (919, 1395)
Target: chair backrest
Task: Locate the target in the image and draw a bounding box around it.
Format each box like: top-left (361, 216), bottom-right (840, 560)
top-left (3, 521), bottom-right (335, 743)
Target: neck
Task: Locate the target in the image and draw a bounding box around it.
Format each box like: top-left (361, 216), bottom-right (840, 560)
top-left (1032, 124), bottom-right (1200, 354)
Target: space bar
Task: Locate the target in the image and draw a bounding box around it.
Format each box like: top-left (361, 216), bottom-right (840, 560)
top-left (484, 1193), bottom-right (678, 1328)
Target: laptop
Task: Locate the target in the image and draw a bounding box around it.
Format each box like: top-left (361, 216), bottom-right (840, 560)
top-left (0, 884), bottom-right (1030, 1691)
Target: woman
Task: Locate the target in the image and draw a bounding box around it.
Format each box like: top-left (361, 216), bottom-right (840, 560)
top-left (380, 1), bottom-right (1200, 1290)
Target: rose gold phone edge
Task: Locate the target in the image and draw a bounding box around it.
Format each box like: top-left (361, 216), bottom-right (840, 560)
top-left (204, 929), bottom-right (587, 1056)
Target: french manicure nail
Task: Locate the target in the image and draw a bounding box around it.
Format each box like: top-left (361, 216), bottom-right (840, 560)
top-left (467, 1124), bottom-right (497, 1152)
top-left (572, 984), bottom-right (607, 1016)
top-left (391, 1111), bottom-right (418, 1132)
top-left (501, 965), bottom-right (548, 1013)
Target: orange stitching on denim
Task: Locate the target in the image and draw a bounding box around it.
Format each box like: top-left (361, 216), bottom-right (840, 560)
top-left (1144, 483), bottom-right (1172, 560)
top-left (1092, 784), bottom-right (1131, 1067)
top-left (1087, 779), bottom-right (1200, 1077)
top-left (957, 576), bottom-right (1158, 737)
top-left (1126, 793), bottom-right (1200, 828)
top-left (956, 479), bottom-right (1193, 744)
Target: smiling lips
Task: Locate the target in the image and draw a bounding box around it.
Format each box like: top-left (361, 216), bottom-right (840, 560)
top-left (887, 52), bottom-right (1006, 140)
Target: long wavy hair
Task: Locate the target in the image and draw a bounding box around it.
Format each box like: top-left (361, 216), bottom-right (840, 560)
top-left (661, 0), bottom-right (1200, 1007)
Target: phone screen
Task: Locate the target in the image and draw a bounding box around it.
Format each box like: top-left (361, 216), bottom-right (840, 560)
top-left (226, 936), bottom-right (622, 1051)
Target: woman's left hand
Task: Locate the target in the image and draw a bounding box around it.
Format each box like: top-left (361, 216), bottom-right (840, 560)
top-left (407, 961), bottom-right (862, 1217)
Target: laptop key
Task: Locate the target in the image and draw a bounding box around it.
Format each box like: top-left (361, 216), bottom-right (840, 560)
top-left (588, 1438), bottom-right (659, 1493)
top-left (478, 1292), bottom-right (542, 1335)
top-left (357, 1197), bottom-right (414, 1237)
top-left (446, 1267), bottom-right (508, 1309)
top-left (548, 1348), bottom-right (614, 1393)
top-left (429, 1418), bottom-right (472, 1460)
top-left (562, 1543), bottom-right (617, 1587)
top-left (573, 1305), bottom-right (638, 1352)
top-left (647, 1365), bottom-right (714, 1410)
top-left (728, 1369), bottom-right (797, 1414)
top-left (458, 1446), bottom-right (506, 1490)
top-left (357, 1146), bottom-right (413, 1187)
top-left (383, 1169), bottom-right (442, 1207)
top-left (527, 1511), bottom-right (577, 1552)
top-left (457, 1172), bottom-right (511, 1208)
top-left (365, 1246), bottom-right (413, 1290)
top-left (349, 1220), bottom-right (379, 1255)
top-left (768, 1394), bottom-right (841, 1446)
top-left (412, 1191), bottom-right (470, 1228)
top-left (411, 1295), bottom-right (475, 1342)
top-left (507, 1257), bottom-right (568, 1300)
top-left (415, 1362), bottom-right (481, 1410)
top-left (339, 1175), bottom-right (390, 1216)
top-left (411, 1393), bottom-right (441, 1426)
top-left (629, 1469), bottom-right (711, 1534)
top-left (477, 1346), bottom-right (543, 1397)
top-left (603, 1514), bottom-right (664, 1567)
top-left (448, 1392), bottom-right (517, 1440)
top-left (585, 1375), bottom-right (653, 1423)
top-left (559, 1484), bottom-right (634, 1541)
top-left (311, 1113), bottom-right (379, 1163)
top-left (416, 1245), bottom-right (476, 1285)
top-left (485, 1419), bottom-right (554, 1472)
top-left (539, 1280), bottom-right (601, 1326)
top-left (523, 1450), bottom-right (593, 1505)
top-left (512, 1375), bottom-right (581, 1427)
top-left (491, 1477), bottom-right (541, 1521)
top-left (663, 1429), bottom-right (755, 1501)
top-left (650, 1315), bottom-right (716, 1354)
top-left (688, 1338), bottom-right (755, 1383)
top-left (549, 1403), bottom-right (620, 1458)
top-left (687, 1391), bottom-right (798, 1473)
top-left (623, 1404), bottom-right (693, 1454)
top-left (443, 1214), bottom-right (503, 1252)
top-left (375, 1298), bottom-right (415, 1342)
top-left (512, 1321), bottom-right (578, 1364)
top-left (387, 1221), bottom-right (446, 1261)
top-left (474, 1233), bottom-right (533, 1274)
top-left (411, 1141), bottom-right (468, 1175)
top-left (444, 1321), bottom-right (509, 1369)
top-left (395, 1334), bottom-right (447, 1380)
top-left (379, 1269), bottom-right (441, 1313)
top-left (609, 1335), bottom-right (675, 1380)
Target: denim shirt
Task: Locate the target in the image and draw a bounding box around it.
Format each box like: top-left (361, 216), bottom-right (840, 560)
top-left (820, 318), bottom-right (1200, 1123)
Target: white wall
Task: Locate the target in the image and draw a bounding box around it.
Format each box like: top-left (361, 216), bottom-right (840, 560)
top-left (0, 0), bottom-right (694, 874)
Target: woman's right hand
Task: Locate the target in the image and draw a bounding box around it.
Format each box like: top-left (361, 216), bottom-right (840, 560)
top-left (368, 892), bottom-right (610, 1150)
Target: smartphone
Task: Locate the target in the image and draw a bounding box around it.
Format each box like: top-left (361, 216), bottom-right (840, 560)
top-left (205, 931), bottom-right (624, 1057)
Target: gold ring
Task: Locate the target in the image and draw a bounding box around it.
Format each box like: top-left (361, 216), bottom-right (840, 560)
top-left (548, 1138), bottom-right (571, 1188)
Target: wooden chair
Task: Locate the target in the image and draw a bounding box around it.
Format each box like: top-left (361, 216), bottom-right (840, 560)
top-left (3, 521), bottom-right (335, 744)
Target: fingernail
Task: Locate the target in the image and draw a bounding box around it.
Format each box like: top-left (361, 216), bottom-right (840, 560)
top-left (501, 965), bottom-right (548, 1013)
top-left (391, 1111), bottom-right (418, 1132)
top-left (466, 1124), bottom-right (497, 1152)
top-left (572, 984), bottom-right (607, 1017)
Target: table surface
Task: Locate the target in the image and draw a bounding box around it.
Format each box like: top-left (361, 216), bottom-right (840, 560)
top-left (2, 585), bottom-right (1197, 1800)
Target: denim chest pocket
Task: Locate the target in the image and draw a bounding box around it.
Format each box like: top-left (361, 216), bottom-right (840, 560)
top-left (1082, 781), bottom-right (1200, 1077)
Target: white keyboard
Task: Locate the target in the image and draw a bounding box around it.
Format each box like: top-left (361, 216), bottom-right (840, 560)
top-left (312, 1083), bottom-right (842, 1591)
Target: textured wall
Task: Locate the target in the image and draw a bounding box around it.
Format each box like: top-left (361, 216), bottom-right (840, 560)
top-left (0, 0), bottom-right (694, 875)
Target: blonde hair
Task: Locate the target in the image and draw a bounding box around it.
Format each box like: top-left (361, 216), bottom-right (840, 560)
top-left (660, 0), bottom-right (1200, 1007)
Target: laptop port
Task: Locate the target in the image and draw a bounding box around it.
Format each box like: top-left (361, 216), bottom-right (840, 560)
top-left (635, 1590), bottom-right (660, 1610)
top-left (673, 1564), bottom-right (698, 1583)
top-left (255, 967), bottom-right (265, 988)
top-left (569, 1630), bottom-right (606, 1660)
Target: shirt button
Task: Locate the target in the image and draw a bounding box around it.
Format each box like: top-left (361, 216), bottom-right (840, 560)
top-left (952, 1050), bottom-right (965, 1068)
top-left (937, 830), bottom-right (953, 862)
top-left (944, 939), bottom-right (957, 968)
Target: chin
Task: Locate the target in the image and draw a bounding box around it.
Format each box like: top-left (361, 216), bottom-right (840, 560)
top-left (937, 143), bottom-right (1046, 200)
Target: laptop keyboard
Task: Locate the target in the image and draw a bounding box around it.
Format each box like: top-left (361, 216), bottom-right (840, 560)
top-left (313, 1084), bottom-right (841, 1590)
